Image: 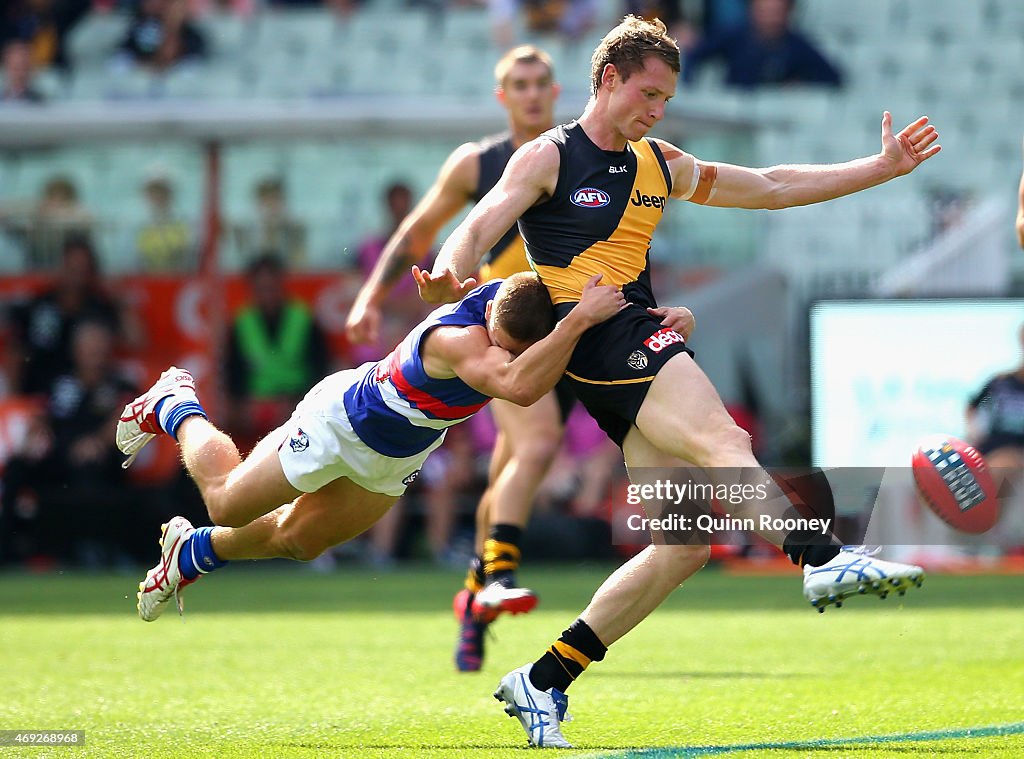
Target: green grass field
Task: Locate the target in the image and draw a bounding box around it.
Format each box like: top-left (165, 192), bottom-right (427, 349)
top-left (0, 563), bottom-right (1021, 758)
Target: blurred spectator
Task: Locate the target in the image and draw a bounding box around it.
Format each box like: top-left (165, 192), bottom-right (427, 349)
top-left (967, 325), bottom-right (1024, 475)
top-left (1, 38), bottom-right (45, 102)
top-left (187, 0), bottom-right (255, 17)
top-left (116, 0), bottom-right (207, 73)
top-left (265, 0), bottom-right (364, 15)
top-left (966, 326), bottom-right (1024, 550)
top-left (351, 180), bottom-right (429, 363)
top-left (683, 0), bottom-right (842, 89)
top-left (0, 175), bottom-right (95, 269)
top-left (232, 177), bottom-right (306, 268)
top-left (6, 236), bottom-right (134, 396)
top-left (488, 0), bottom-right (597, 48)
top-left (223, 253), bottom-right (329, 450)
top-left (0, 0), bottom-right (91, 73)
top-left (0, 318), bottom-right (142, 567)
top-left (629, 0), bottom-right (746, 49)
top-left (134, 168), bottom-right (194, 271)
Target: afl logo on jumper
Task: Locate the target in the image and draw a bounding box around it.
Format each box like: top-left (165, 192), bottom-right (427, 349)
top-left (627, 350), bottom-right (649, 370)
top-left (571, 188), bottom-right (611, 208)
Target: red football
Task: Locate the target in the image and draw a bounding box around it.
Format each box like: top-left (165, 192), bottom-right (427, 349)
top-left (911, 436), bottom-right (999, 534)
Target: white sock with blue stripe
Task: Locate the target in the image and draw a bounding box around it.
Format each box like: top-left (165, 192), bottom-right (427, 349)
top-left (154, 396), bottom-right (208, 441)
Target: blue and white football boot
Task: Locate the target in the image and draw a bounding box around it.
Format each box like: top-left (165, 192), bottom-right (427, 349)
top-left (494, 664), bottom-right (572, 748)
top-left (803, 545), bottom-right (925, 612)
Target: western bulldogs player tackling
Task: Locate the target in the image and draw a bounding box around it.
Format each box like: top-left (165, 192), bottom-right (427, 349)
top-left (117, 272), bottom-right (624, 622)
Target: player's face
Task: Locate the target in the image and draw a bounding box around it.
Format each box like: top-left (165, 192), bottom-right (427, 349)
top-left (498, 61), bottom-right (559, 133)
top-left (485, 301), bottom-right (532, 357)
top-left (607, 56), bottom-right (677, 142)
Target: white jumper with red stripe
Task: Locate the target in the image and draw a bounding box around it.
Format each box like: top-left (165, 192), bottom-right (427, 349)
top-left (342, 280), bottom-right (501, 458)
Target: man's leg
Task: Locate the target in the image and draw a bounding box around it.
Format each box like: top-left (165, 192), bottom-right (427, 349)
top-left (454, 430), bottom-right (508, 672)
top-left (494, 428), bottom-right (708, 748)
top-left (455, 392), bottom-right (564, 672)
top-left (632, 352), bottom-right (922, 609)
top-left (176, 415), bottom-right (304, 528)
top-left (498, 353), bottom-right (923, 746)
top-left (138, 417), bottom-right (397, 621)
top-left (477, 392), bottom-right (563, 592)
top-left (210, 475), bottom-right (396, 562)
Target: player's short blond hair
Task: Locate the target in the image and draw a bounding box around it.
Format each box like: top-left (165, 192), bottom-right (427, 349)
top-left (494, 45), bottom-right (555, 88)
top-left (590, 15), bottom-right (680, 96)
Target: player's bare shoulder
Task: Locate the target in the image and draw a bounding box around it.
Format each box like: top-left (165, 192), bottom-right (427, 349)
top-left (420, 322), bottom-right (492, 379)
top-left (437, 140), bottom-right (484, 197)
top-left (505, 136), bottom-right (561, 200)
top-left (649, 138), bottom-right (699, 199)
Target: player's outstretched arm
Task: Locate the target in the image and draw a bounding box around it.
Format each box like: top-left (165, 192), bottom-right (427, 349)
top-left (660, 112), bottom-right (940, 211)
top-left (425, 139), bottom-right (560, 303)
top-left (427, 275), bottom-right (625, 405)
top-left (346, 143), bottom-right (478, 344)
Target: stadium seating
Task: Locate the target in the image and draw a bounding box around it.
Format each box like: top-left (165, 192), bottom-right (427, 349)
top-left (0, 2), bottom-right (1020, 289)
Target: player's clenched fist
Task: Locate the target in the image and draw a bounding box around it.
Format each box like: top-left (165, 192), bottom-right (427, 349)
top-left (575, 273), bottom-right (628, 326)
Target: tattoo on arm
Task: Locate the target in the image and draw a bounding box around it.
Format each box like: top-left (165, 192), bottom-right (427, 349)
top-left (379, 234), bottom-right (418, 287)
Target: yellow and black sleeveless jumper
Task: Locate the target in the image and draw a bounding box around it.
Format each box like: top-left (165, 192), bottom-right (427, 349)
top-left (474, 132), bottom-right (531, 282)
top-left (519, 121), bottom-right (692, 446)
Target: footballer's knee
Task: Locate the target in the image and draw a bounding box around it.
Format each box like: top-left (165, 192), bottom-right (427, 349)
top-left (275, 527), bottom-right (327, 562)
top-left (661, 543), bottom-right (711, 581)
top-left (692, 422), bottom-right (753, 469)
top-left (205, 491), bottom-right (250, 528)
top-left (512, 429), bottom-right (562, 471)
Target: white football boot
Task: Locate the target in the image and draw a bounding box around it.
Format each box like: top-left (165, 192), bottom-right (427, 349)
top-left (803, 545), bottom-right (925, 613)
top-left (116, 366), bottom-right (199, 468)
top-left (137, 516), bottom-right (197, 622)
top-left (494, 664), bottom-right (572, 748)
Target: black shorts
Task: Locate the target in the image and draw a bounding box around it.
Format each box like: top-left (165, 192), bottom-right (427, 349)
top-left (556, 303), bottom-right (693, 447)
top-left (553, 377), bottom-right (577, 423)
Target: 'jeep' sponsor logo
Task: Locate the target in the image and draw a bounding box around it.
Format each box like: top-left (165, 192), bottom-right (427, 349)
top-left (571, 188), bottom-right (611, 208)
top-left (630, 189), bottom-right (667, 210)
top-left (644, 328), bottom-right (685, 353)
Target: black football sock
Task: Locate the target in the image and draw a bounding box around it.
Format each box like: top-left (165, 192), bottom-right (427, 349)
top-left (529, 618), bottom-right (607, 693)
top-left (482, 523), bottom-right (523, 587)
top-left (783, 530), bottom-right (841, 568)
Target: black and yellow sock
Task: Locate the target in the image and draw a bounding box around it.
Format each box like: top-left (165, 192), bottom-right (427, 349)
top-left (463, 555), bottom-right (485, 595)
top-left (783, 530), bottom-right (841, 568)
top-left (482, 523), bottom-right (523, 587)
top-left (529, 618), bottom-right (607, 693)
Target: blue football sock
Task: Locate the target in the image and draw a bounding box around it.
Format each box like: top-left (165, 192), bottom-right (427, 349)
top-left (154, 397), bottom-right (208, 441)
top-left (178, 527), bottom-right (228, 581)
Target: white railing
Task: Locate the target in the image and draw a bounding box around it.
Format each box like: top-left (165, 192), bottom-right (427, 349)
top-left (872, 197), bottom-right (1013, 297)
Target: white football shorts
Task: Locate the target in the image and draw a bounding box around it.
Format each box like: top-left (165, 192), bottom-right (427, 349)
top-left (275, 366), bottom-right (446, 497)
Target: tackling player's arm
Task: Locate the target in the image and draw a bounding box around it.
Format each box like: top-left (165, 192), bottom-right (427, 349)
top-left (346, 142), bottom-right (479, 343)
top-left (419, 139), bottom-right (560, 304)
top-left (653, 112), bottom-right (939, 211)
top-left (422, 275), bottom-right (625, 405)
